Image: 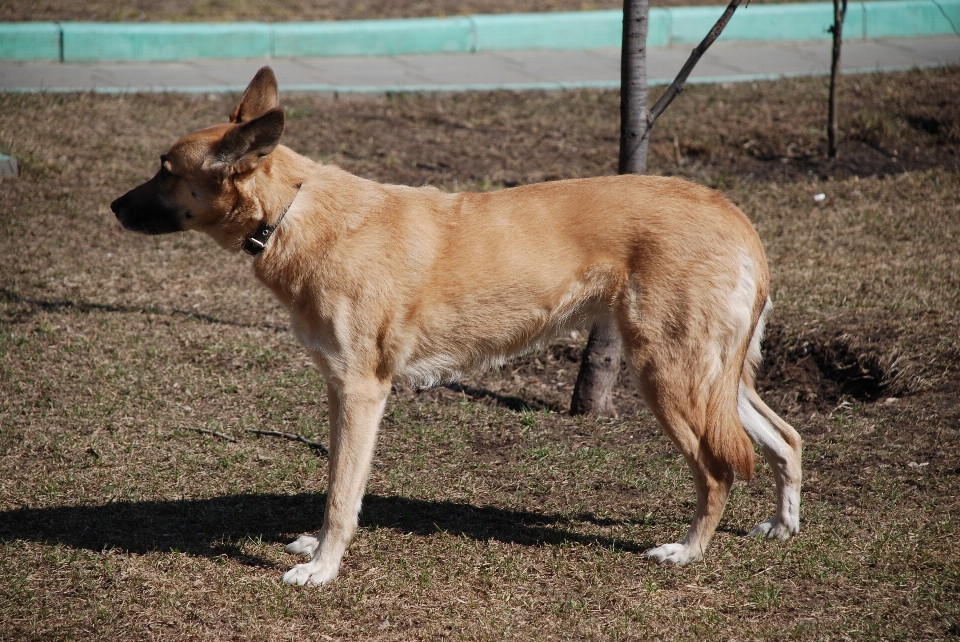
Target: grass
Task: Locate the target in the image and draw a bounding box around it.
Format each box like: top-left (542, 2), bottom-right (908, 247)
top-left (3, 0), bottom-right (802, 23)
top-left (1, 69), bottom-right (959, 639)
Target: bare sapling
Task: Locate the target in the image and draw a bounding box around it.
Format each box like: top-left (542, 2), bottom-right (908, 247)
top-left (828, 0), bottom-right (849, 158)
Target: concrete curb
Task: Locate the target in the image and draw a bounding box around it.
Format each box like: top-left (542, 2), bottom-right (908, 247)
top-left (2, 0), bottom-right (958, 62)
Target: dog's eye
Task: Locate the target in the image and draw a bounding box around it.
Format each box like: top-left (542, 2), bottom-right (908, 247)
top-left (159, 156), bottom-right (176, 179)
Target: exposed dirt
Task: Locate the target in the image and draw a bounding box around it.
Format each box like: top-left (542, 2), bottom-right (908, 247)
top-left (665, 74), bottom-right (960, 182)
top-left (759, 318), bottom-right (911, 405)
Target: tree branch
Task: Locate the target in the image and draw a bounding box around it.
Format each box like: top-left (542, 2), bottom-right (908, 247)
top-left (646, 0), bottom-right (746, 130)
top-left (182, 426), bottom-right (237, 443)
top-left (245, 428), bottom-right (330, 456)
top-left (828, 0), bottom-right (848, 158)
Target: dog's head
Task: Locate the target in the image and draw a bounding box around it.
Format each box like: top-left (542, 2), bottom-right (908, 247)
top-left (111, 67), bottom-right (286, 241)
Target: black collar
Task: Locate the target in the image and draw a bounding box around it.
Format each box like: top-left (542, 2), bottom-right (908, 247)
top-left (243, 183), bottom-right (302, 257)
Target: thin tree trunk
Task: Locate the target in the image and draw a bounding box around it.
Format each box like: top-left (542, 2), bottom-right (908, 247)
top-left (619, 0), bottom-right (651, 176)
top-left (570, 0), bottom-right (649, 417)
top-left (571, 0), bottom-right (745, 416)
top-left (828, 0), bottom-right (848, 158)
top-left (569, 316), bottom-right (623, 416)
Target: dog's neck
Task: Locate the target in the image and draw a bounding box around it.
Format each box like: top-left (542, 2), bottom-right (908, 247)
top-left (243, 181), bottom-right (302, 256)
top-left (229, 148), bottom-right (309, 256)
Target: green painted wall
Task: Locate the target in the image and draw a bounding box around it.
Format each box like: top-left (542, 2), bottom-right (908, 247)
top-left (60, 23), bottom-right (271, 62)
top-left (0, 22), bottom-right (60, 61)
top-left (1, 1), bottom-right (957, 62)
top-left (273, 17), bottom-right (473, 58)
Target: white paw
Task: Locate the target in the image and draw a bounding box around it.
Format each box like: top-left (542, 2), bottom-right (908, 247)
top-left (285, 535), bottom-right (319, 557)
top-left (748, 517), bottom-right (799, 540)
top-left (282, 562), bottom-right (338, 586)
top-left (645, 542), bottom-right (701, 566)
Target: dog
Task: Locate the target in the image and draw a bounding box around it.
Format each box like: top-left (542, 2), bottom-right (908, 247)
top-left (111, 67), bottom-right (802, 585)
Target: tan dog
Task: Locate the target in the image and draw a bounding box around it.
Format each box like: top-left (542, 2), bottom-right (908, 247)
top-left (111, 67), bottom-right (802, 585)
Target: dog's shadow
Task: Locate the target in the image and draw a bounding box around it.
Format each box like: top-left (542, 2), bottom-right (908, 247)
top-left (0, 494), bottom-right (654, 568)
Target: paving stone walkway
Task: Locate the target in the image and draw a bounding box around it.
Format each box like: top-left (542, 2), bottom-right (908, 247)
top-left (1, 36), bottom-right (957, 93)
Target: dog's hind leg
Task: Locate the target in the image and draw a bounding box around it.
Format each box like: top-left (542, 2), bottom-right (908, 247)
top-left (623, 305), bottom-right (754, 565)
top-left (738, 383), bottom-right (802, 539)
top-left (285, 385), bottom-right (343, 559)
top-left (738, 304), bottom-right (802, 539)
top-left (638, 383), bottom-right (741, 566)
top-left (282, 378), bottom-right (390, 585)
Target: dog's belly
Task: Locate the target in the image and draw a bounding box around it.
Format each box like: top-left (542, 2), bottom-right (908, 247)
top-left (396, 281), bottom-right (607, 388)
top-left (398, 319), bottom-right (582, 389)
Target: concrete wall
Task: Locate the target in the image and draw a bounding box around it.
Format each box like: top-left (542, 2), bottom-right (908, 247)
top-left (2, 0), bottom-right (958, 62)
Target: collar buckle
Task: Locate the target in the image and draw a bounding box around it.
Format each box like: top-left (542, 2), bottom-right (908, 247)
top-left (242, 234), bottom-right (268, 256)
top-left (242, 182), bottom-right (302, 258)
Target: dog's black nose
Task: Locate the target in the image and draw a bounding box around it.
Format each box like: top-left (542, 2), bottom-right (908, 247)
top-left (110, 195), bottom-right (123, 218)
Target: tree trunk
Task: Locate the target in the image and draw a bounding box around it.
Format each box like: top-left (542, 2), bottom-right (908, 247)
top-left (828, 0), bottom-right (848, 158)
top-left (570, 0), bottom-right (649, 417)
top-left (618, 0), bottom-right (651, 176)
top-left (569, 315), bottom-right (623, 416)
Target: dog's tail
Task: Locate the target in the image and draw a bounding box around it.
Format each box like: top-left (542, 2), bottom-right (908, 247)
top-left (725, 298), bottom-right (803, 482)
top-left (738, 296), bottom-right (802, 449)
top-left (740, 297), bottom-right (772, 393)
top-left (704, 388), bottom-right (756, 481)
top-left (701, 297), bottom-right (773, 482)
top-left (706, 297), bottom-right (784, 479)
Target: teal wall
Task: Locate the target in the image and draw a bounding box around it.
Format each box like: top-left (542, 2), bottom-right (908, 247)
top-left (273, 18), bottom-right (474, 58)
top-left (1, 1), bottom-right (957, 61)
top-left (61, 23), bottom-right (271, 62)
top-left (0, 22), bottom-right (60, 61)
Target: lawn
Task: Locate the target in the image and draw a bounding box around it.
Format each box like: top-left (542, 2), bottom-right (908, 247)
top-left (3, 0), bottom-right (798, 23)
top-left (1, 68), bottom-right (958, 639)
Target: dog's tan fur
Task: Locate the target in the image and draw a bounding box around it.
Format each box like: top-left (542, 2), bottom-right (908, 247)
top-left (112, 68), bottom-right (802, 585)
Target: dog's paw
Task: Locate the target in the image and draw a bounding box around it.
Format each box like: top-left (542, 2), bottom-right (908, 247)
top-left (282, 562), bottom-right (338, 586)
top-left (748, 516), bottom-right (799, 540)
top-left (645, 543), bottom-right (701, 566)
top-left (285, 535), bottom-right (320, 557)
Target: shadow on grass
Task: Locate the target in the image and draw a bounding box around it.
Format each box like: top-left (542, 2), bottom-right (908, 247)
top-left (0, 286), bottom-right (287, 332)
top-left (0, 493), bottom-right (653, 567)
top-left (442, 382), bottom-right (562, 413)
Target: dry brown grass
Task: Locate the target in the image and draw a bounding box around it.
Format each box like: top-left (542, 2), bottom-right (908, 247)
top-left (1, 68), bottom-right (959, 640)
top-left (3, 0), bottom-right (796, 23)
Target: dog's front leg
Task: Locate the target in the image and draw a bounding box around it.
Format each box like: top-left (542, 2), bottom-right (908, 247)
top-left (282, 378), bottom-right (390, 586)
top-left (284, 384), bottom-right (341, 560)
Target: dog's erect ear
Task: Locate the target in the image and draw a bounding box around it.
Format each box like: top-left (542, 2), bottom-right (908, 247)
top-left (229, 66), bottom-right (280, 124)
top-left (215, 107), bottom-right (285, 172)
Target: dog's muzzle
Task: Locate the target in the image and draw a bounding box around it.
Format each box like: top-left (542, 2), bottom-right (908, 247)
top-left (111, 177), bottom-right (183, 235)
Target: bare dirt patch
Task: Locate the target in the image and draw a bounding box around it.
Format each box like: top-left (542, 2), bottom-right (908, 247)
top-left (1, 67), bottom-right (959, 639)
